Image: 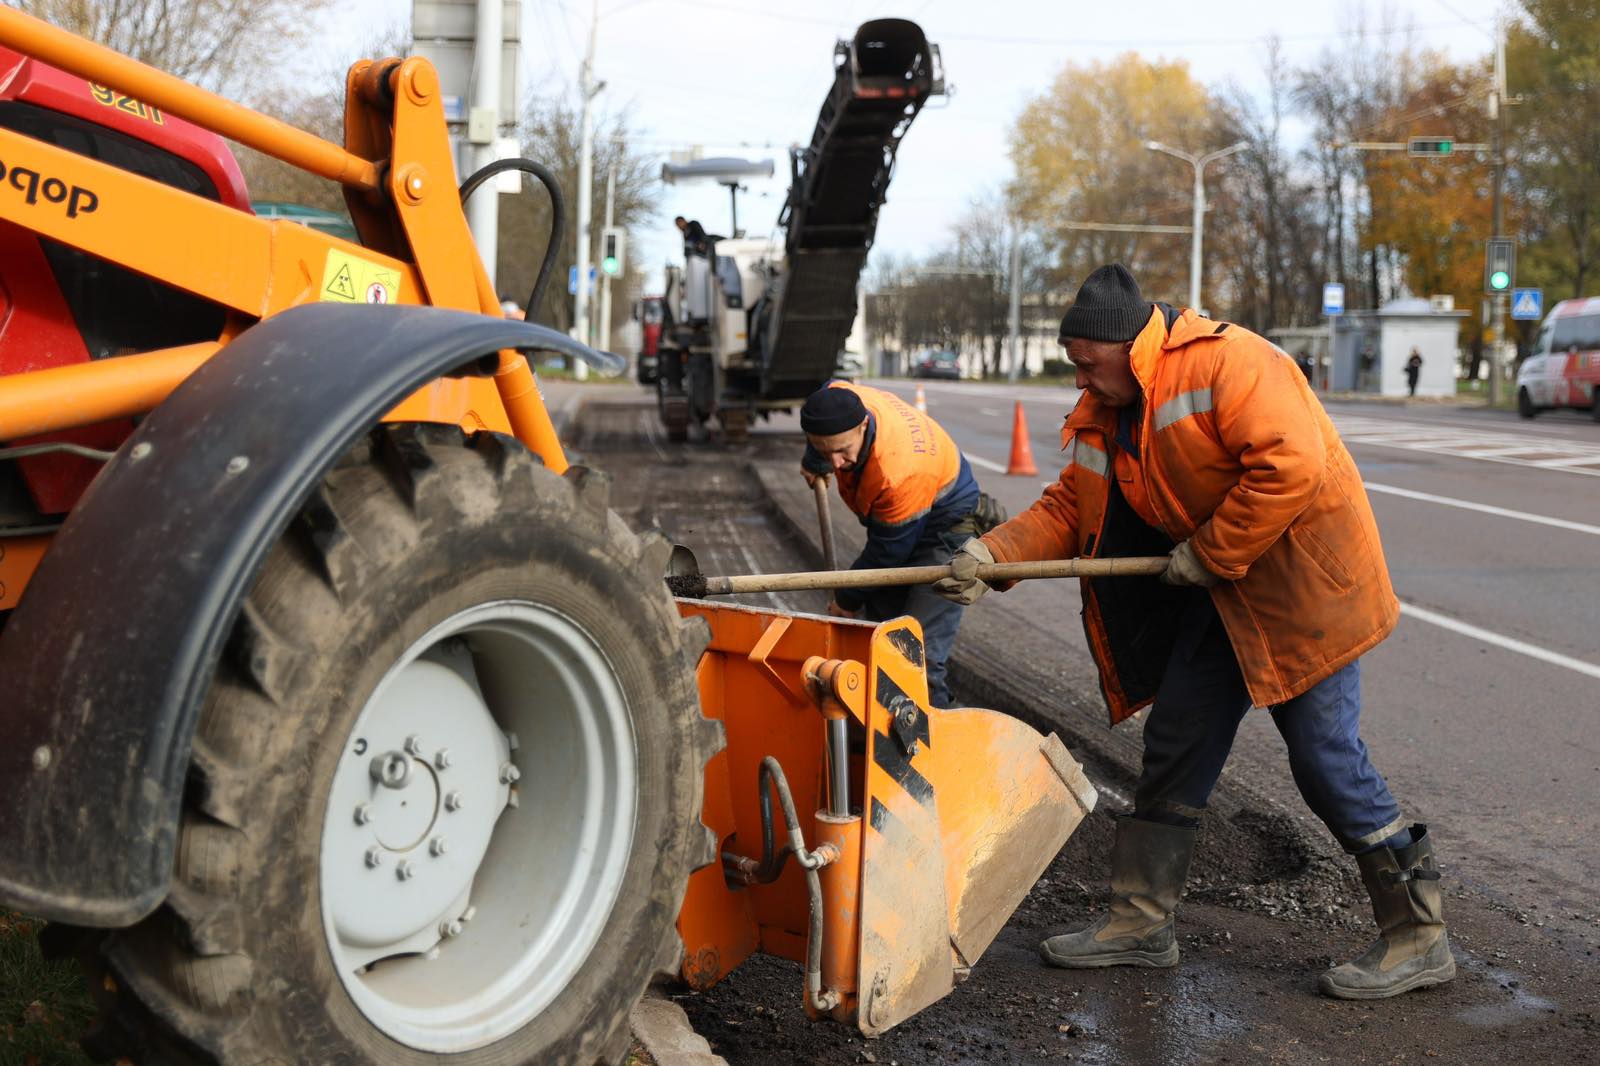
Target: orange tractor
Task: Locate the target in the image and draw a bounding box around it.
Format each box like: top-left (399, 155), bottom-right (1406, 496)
top-left (0, 11), bottom-right (1095, 1063)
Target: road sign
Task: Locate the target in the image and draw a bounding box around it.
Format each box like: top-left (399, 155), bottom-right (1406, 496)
top-left (1322, 283), bottom-right (1345, 316)
top-left (411, 0), bottom-right (521, 128)
top-left (1408, 137), bottom-right (1454, 156)
top-left (1485, 238), bottom-right (1515, 294)
top-left (567, 265), bottom-right (596, 295)
top-left (1512, 288), bottom-right (1543, 321)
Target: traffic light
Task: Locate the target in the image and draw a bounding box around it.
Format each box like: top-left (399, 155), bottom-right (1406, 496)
top-left (600, 226), bottom-right (626, 277)
top-left (1408, 137), bottom-right (1454, 157)
top-left (1484, 237), bottom-right (1515, 294)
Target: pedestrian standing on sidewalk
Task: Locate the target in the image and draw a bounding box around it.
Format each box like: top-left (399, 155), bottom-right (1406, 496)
top-left (799, 382), bottom-right (1001, 707)
top-left (933, 264), bottom-right (1454, 1000)
top-left (1406, 348), bottom-right (1424, 397)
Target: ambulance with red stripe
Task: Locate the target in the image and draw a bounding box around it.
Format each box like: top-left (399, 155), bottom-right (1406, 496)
top-left (1518, 297), bottom-right (1600, 420)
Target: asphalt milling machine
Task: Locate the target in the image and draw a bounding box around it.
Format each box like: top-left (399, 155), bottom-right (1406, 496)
top-left (0, 11), bottom-right (1096, 1063)
top-left (656, 18), bottom-right (941, 443)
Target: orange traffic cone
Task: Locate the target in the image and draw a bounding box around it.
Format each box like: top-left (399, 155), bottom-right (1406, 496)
top-left (1006, 400), bottom-right (1038, 476)
top-left (914, 383), bottom-right (927, 412)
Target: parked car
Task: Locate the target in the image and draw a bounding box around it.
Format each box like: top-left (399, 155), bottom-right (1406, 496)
top-left (1518, 297), bottom-right (1600, 420)
top-left (911, 349), bottom-right (960, 379)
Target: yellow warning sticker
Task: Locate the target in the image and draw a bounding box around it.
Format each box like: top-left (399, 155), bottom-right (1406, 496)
top-left (320, 250), bottom-right (400, 305)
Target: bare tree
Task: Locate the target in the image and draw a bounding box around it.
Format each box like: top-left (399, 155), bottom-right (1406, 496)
top-left (17, 0), bottom-right (333, 94)
top-left (496, 97), bottom-right (658, 329)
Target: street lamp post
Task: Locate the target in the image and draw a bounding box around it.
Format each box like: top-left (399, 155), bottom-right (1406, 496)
top-left (1145, 140), bottom-right (1247, 314)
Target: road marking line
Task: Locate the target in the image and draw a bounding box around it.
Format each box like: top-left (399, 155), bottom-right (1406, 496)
top-left (1399, 602), bottom-right (1600, 680)
top-left (978, 407), bottom-right (1004, 417)
top-left (964, 451), bottom-right (1008, 473)
top-left (1536, 454), bottom-right (1600, 468)
top-left (1364, 482), bottom-right (1600, 537)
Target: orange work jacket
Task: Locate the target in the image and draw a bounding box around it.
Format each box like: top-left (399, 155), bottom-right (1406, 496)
top-left (981, 305), bottom-right (1399, 724)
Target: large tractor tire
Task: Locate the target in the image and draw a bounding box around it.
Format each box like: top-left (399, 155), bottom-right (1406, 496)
top-left (62, 423), bottom-right (719, 1064)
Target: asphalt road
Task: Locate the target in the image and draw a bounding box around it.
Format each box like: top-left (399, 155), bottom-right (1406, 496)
top-left (868, 377), bottom-right (1600, 935)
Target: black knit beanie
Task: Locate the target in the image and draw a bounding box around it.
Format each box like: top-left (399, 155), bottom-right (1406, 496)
top-left (800, 386), bottom-right (867, 436)
top-left (1059, 264), bottom-right (1150, 343)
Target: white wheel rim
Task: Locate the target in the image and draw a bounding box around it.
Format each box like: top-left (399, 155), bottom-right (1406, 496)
top-left (319, 600), bottom-right (638, 1053)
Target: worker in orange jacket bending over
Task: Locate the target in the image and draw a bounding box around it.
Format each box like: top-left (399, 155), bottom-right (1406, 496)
top-left (934, 264), bottom-right (1454, 1000)
top-left (800, 382), bottom-right (986, 707)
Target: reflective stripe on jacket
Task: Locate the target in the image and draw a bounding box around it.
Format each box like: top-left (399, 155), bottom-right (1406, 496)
top-left (808, 383), bottom-right (978, 608)
top-left (981, 305), bottom-right (1399, 723)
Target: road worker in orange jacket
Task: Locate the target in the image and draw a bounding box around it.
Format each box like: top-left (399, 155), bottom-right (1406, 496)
top-left (934, 264), bottom-right (1454, 1000)
top-left (800, 382), bottom-right (983, 706)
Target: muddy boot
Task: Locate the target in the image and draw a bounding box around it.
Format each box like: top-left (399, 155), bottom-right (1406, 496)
top-left (1320, 824), bottom-right (1456, 999)
top-left (1040, 817), bottom-right (1196, 969)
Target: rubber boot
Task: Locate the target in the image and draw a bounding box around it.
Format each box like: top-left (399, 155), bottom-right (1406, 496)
top-left (1040, 817), bottom-right (1196, 969)
top-left (1320, 824), bottom-right (1456, 999)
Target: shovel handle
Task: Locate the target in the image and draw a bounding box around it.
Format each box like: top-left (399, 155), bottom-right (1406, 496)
top-left (813, 477), bottom-right (838, 572)
top-left (707, 556), bottom-right (1169, 596)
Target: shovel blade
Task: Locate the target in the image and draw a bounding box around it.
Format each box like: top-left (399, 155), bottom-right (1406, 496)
top-left (668, 543), bottom-right (703, 578)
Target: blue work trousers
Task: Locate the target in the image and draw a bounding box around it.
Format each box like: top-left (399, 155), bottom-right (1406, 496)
top-left (1134, 592), bottom-right (1407, 854)
top-left (860, 535), bottom-right (968, 708)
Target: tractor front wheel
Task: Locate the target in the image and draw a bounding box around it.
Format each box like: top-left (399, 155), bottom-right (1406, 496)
top-left (74, 424), bottom-right (717, 1064)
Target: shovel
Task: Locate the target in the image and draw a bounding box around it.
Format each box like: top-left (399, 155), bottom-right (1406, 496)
top-left (665, 545), bottom-right (1169, 599)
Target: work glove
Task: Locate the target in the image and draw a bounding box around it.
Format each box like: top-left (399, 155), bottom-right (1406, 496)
top-left (933, 539), bottom-right (994, 605)
top-left (1161, 538), bottom-right (1221, 588)
top-left (801, 466), bottom-right (828, 489)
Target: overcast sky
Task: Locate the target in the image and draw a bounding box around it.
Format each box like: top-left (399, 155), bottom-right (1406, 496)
top-left (326, 0), bottom-right (1506, 290)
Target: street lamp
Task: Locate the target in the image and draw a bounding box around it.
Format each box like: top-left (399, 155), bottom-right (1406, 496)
top-left (1144, 140), bottom-right (1248, 313)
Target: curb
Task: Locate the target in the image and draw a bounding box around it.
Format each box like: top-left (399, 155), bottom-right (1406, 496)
top-left (629, 989), bottom-right (728, 1066)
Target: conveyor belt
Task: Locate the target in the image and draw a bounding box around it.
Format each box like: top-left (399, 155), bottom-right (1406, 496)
top-left (759, 19), bottom-right (940, 402)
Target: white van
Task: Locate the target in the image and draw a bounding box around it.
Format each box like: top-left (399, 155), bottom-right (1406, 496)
top-left (1518, 297), bottom-right (1600, 419)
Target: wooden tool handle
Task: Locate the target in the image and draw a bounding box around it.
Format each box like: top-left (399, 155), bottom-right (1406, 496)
top-left (706, 556), bottom-right (1169, 595)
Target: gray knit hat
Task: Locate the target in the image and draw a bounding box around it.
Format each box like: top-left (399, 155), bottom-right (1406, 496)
top-left (1059, 264), bottom-right (1150, 343)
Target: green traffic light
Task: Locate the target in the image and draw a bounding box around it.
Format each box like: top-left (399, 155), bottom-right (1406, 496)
top-left (601, 256), bottom-right (619, 275)
top-left (1490, 270), bottom-right (1510, 290)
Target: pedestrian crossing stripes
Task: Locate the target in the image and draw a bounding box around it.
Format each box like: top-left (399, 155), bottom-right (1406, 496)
top-left (1330, 415), bottom-right (1600, 477)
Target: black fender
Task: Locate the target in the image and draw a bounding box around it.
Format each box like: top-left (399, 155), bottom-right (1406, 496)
top-left (0, 304), bottom-right (596, 925)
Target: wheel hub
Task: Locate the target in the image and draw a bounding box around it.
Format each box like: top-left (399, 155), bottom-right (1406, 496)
top-left (318, 601), bottom-right (638, 1053)
top-left (324, 646), bottom-right (510, 959)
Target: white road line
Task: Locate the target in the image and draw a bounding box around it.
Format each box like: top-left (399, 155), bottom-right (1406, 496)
top-left (1364, 482), bottom-right (1600, 537)
top-left (978, 407), bottom-right (1004, 417)
top-left (1399, 602), bottom-right (1600, 680)
top-left (964, 451), bottom-right (1008, 473)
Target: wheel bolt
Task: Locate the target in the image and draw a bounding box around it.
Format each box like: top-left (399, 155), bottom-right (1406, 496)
top-left (353, 803), bottom-right (374, 825)
top-left (364, 846), bottom-right (384, 868)
top-left (429, 836), bottom-right (448, 857)
top-left (405, 734), bottom-right (425, 757)
top-left (396, 860), bottom-right (417, 881)
top-left (444, 790), bottom-right (465, 811)
top-left (370, 752), bottom-right (411, 789)
top-left (499, 762), bottom-right (521, 785)
top-left (434, 749), bottom-right (452, 770)
top-left (439, 918), bottom-right (463, 939)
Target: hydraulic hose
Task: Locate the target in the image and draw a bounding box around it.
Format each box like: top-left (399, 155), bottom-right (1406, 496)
top-left (457, 157), bottom-right (565, 327)
top-left (754, 757), bottom-right (842, 1013)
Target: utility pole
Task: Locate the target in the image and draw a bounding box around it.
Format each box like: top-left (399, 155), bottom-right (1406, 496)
top-left (467, 0), bottom-right (502, 290)
top-left (573, 0), bottom-right (604, 372)
top-left (1006, 219), bottom-right (1023, 383)
top-left (1145, 140), bottom-right (1248, 313)
top-left (599, 166), bottom-right (616, 352)
top-left (1487, 13), bottom-right (1508, 405)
